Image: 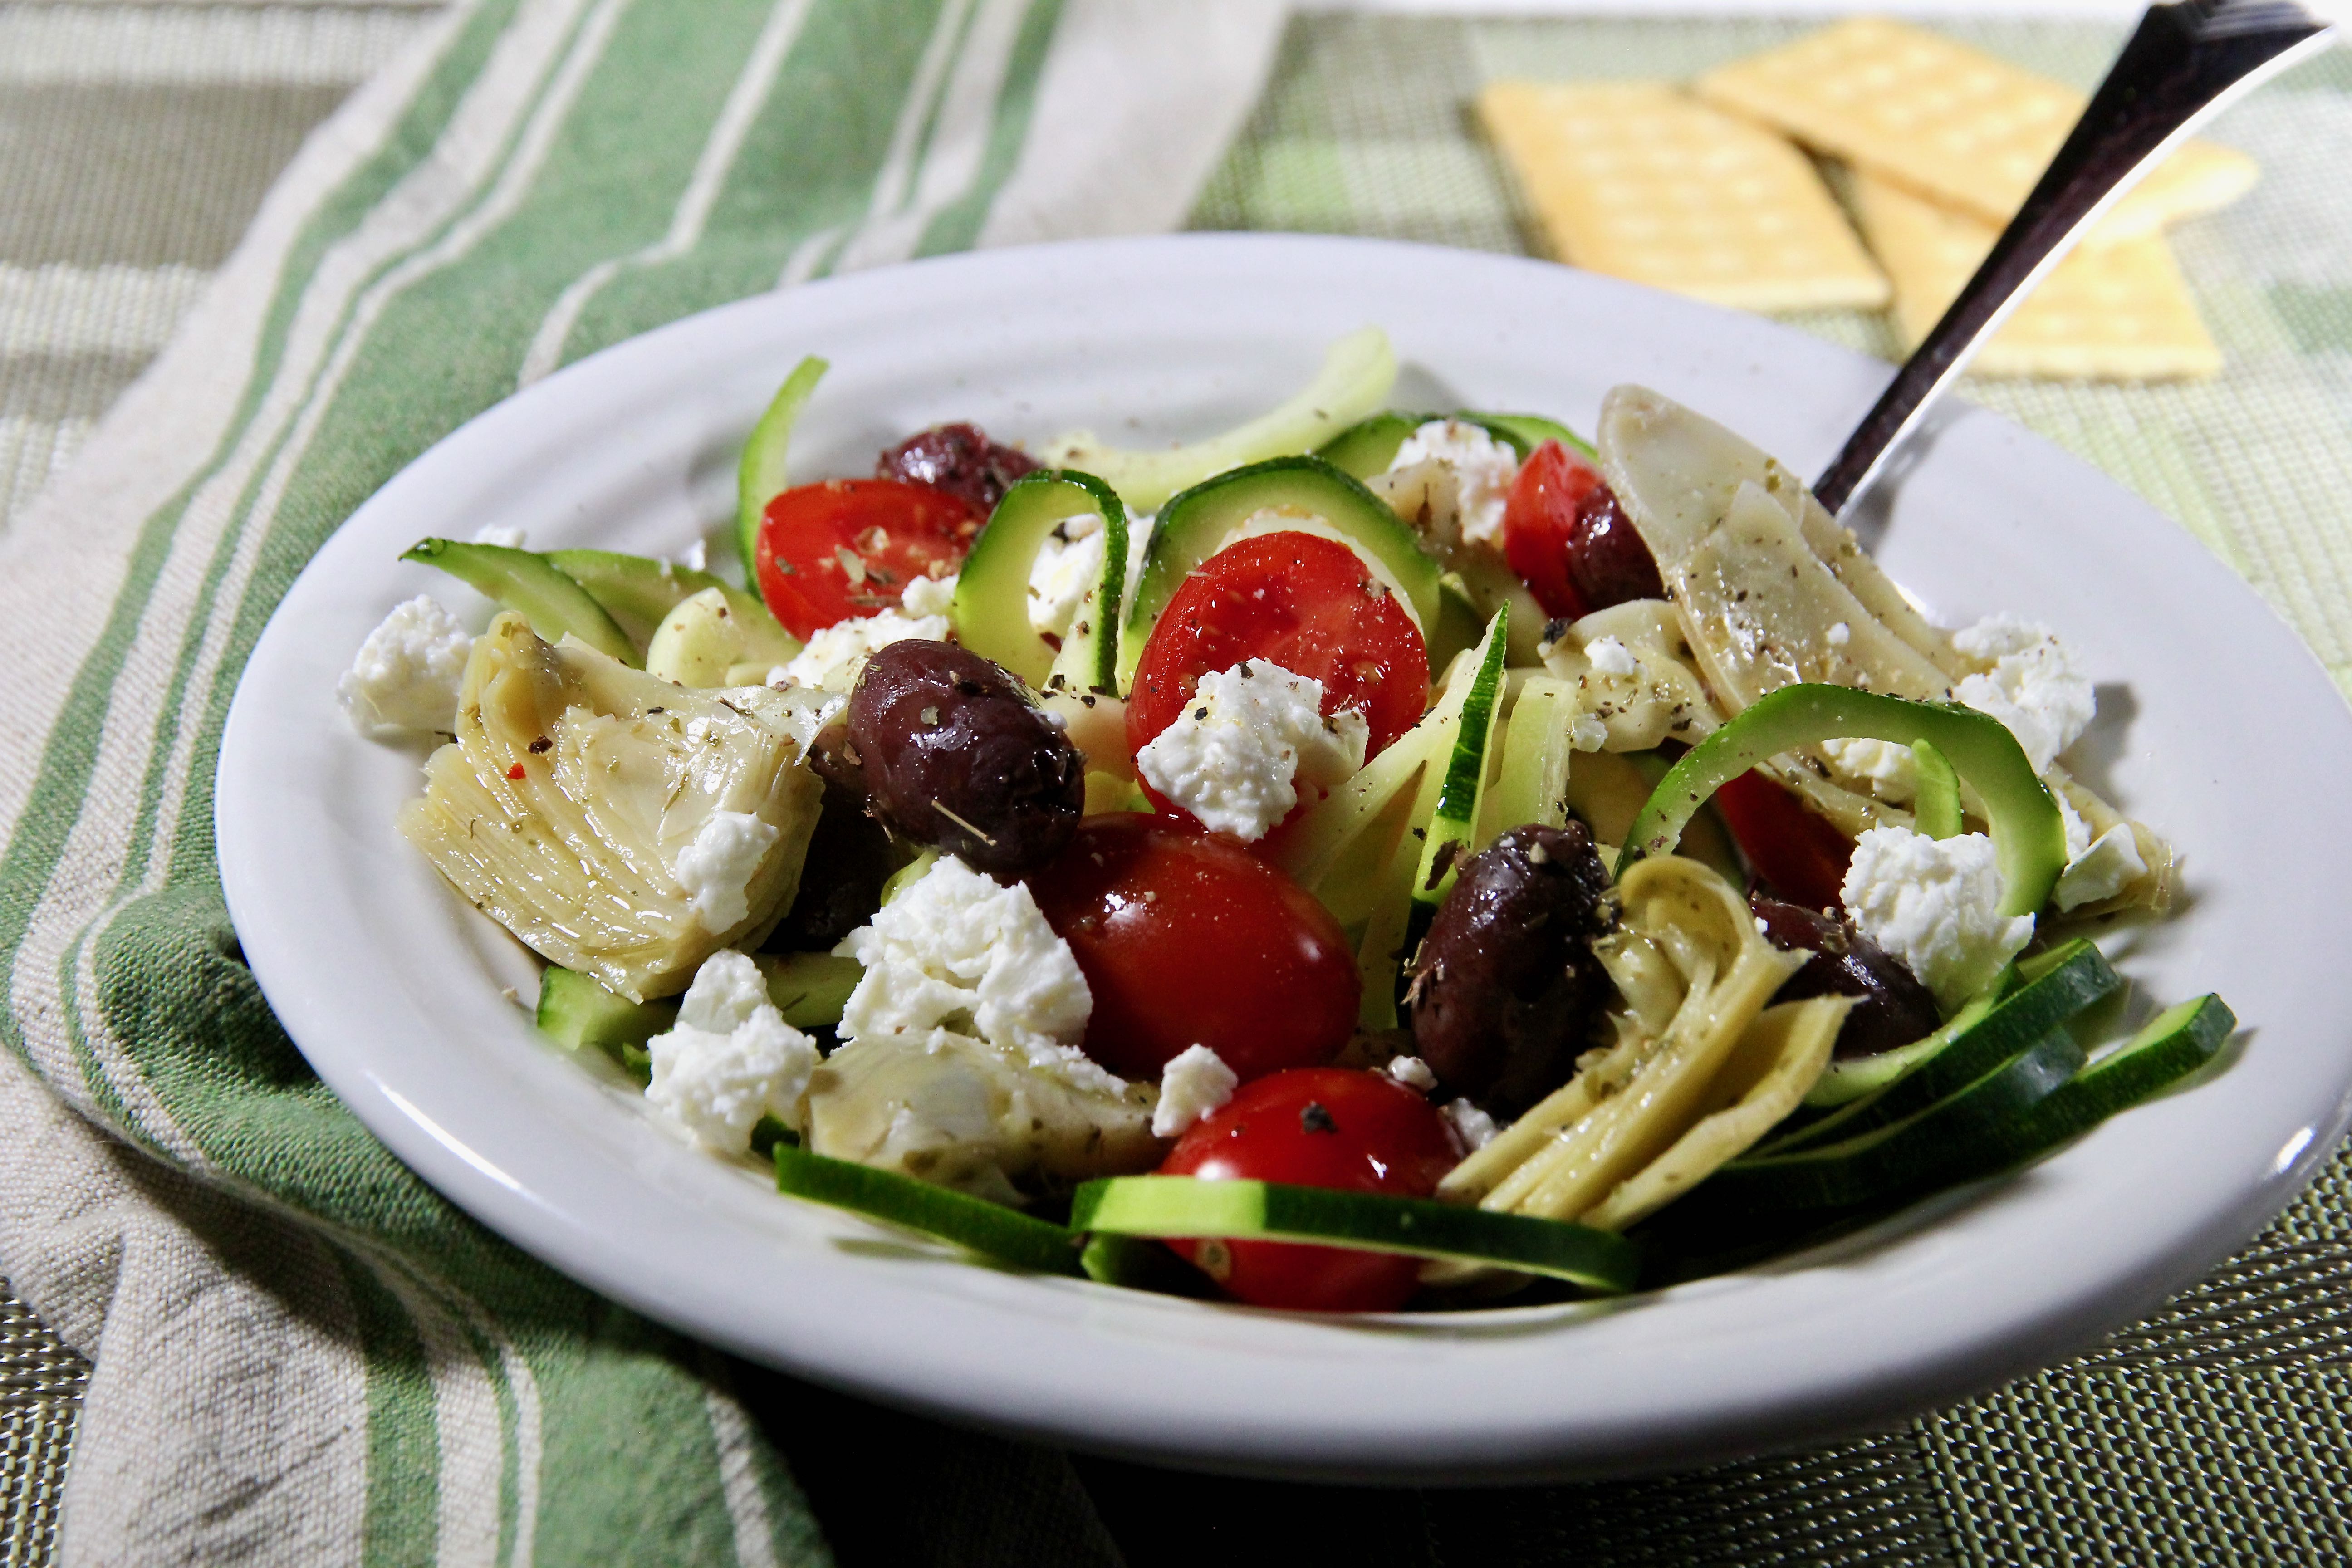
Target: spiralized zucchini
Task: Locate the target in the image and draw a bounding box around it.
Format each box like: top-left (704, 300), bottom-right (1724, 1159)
top-left (1436, 855), bottom-right (1829, 1229)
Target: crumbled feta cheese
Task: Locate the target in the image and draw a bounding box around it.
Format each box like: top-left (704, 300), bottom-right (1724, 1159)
top-left (1133, 660), bottom-right (1369, 841)
top-left (1388, 419), bottom-right (1520, 546)
top-left (837, 855), bottom-right (1113, 1093)
top-left (1027, 513), bottom-right (1108, 639)
top-left (1822, 736), bottom-right (1918, 804)
top-left (1584, 634), bottom-right (1640, 678)
top-left (672, 810), bottom-right (780, 932)
top-left (1952, 614), bottom-right (2095, 774)
top-left (645, 950), bottom-right (819, 1153)
top-left (1441, 1098), bottom-right (1500, 1153)
top-left (470, 524), bottom-right (527, 549)
top-left (1151, 1044), bottom-right (1238, 1138)
top-left (1841, 826), bottom-right (2035, 1009)
top-left (1386, 1055), bottom-right (1437, 1093)
top-left (680, 538), bottom-right (707, 572)
top-left (1827, 621), bottom-right (1852, 649)
top-left (901, 570), bottom-right (958, 619)
top-left (1568, 713), bottom-right (1609, 753)
top-left (779, 608), bottom-right (950, 693)
top-left (337, 595), bottom-right (475, 738)
top-left (2053, 793), bottom-right (2146, 911)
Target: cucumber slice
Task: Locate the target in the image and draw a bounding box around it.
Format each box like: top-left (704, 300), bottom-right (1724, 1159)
top-left (402, 539), bottom-right (638, 664)
top-left (1315, 411), bottom-right (1438, 478)
top-left (953, 470), bottom-right (1127, 694)
top-left (1043, 326), bottom-right (1397, 513)
top-left (1621, 684), bottom-right (2067, 918)
top-left (735, 356), bottom-right (827, 575)
top-left (1911, 737), bottom-right (1962, 840)
top-left (1757, 939), bottom-right (2114, 1155)
top-left (1686, 1025), bottom-right (2088, 1215)
top-left (1465, 412), bottom-right (1595, 461)
top-left (537, 965), bottom-right (677, 1054)
top-left (1117, 455), bottom-right (1443, 689)
top-left (643, 585), bottom-right (803, 687)
top-left (753, 951), bottom-right (862, 1029)
top-left (542, 548), bottom-right (732, 647)
top-left (774, 1144), bottom-right (1082, 1274)
top-left (1072, 1176), bottom-right (1637, 1292)
top-left (1411, 603), bottom-right (1509, 910)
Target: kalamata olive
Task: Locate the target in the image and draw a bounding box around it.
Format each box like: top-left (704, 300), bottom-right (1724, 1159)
top-left (1566, 485), bottom-right (1666, 610)
top-left (1406, 822), bottom-right (1614, 1113)
top-left (844, 640), bottom-right (1082, 876)
top-left (1749, 895), bottom-right (1940, 1058)
top-left (768, 778), bottom-right (898, 950)
top-left (875, 423), bottom-right (1038, 514)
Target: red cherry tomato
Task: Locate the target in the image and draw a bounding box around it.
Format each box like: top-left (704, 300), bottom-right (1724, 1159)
top-left (1502, 440), bottom-right (1605, 623)
top-left (1127, 529), bottom-right (1428, 765)
top-left (754, 479), bottom-right (981, 640)
top-left (1714, 769), bottom-right (1856, 911)
top-left (1026, 815), bottom-right (1358, 1082)
top-left (1158, 1068), bottom-right (1458, 1312)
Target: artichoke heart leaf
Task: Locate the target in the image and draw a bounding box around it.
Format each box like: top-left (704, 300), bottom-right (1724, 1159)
top-left (399, 612), bottom-right (831, 1001)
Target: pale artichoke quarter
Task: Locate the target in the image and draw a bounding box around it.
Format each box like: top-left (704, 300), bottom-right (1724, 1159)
top-left (401, 612), bottom-right (831, 1001)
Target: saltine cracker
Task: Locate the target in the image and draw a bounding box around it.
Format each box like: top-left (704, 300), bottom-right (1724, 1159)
top-left (1852, 171), bottom-right (2220, 380)
top-left (1695, 17), bottom-right (2258, 247)
top-left (1480, 80), bottom-right (1890, 313)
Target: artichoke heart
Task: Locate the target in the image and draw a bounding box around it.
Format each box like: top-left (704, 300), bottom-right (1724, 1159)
top-left (804, 1032), bottom-right (1161, 1206)
top-left (400, 612), bottom-right (831, 1000)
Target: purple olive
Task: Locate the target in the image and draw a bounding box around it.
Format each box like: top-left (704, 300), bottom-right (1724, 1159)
top-left (1749, 895), bottom-right (1940, 1058)
top-left (876, 423), bottom-right (1038, 514)
top-left (1566, 485), bottom-right (1666, 610)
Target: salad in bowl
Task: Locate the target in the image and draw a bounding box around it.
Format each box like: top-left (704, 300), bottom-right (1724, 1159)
top-left (338, 325), bottom-right (2227, 1314)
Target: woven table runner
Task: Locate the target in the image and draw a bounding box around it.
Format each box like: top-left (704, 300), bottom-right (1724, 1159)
top-left (4, 6), bottom-right (2351, 1566)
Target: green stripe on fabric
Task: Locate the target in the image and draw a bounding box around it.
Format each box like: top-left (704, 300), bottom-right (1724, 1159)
top-left (560, 0), bottom-right (957, 363)
top-left (913, 0), bottom-right (1062, 259)
top-left (346, 1254), bottom-right (442, 1568)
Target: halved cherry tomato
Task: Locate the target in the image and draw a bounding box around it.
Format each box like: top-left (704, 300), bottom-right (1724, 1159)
top-left (1026, 814), bottom-right (1358, 1082)
top-left (1714, 769), bottom-right (1856, 911)
top-left (754, 478), bottom-right (981, 640)
top-left (1502, 439), bottom-right (1604, 622)
top-left (1126, 531), bottom-right (1428, 832)
top-left (1158, 1068), bottom-right (1458, 1312)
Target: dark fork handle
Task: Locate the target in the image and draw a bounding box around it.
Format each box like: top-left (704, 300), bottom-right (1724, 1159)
top-left (1813, 1), bottom-right (2334, 518)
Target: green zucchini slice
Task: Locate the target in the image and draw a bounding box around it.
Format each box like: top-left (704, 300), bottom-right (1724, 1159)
top-left (1315, 411), bottom-right (1439, 478)
top-left (402, 538), bottom-right (637, 664)
top-left (1910, 737), bottom-right (1963, 840)
top-left (953, 470), bottom-right (1127, 694)
top-left (1466, 411), bottom-right (1594, 460)
top-left (1620, 684), bottom-right (2068, 917)
top-left (1070, 1176), bottom-right (1639, 1292)
top-left (538, 965), bottom-right (676, 1054)
top-left (1411, 602), bottom-right (1509, 911)
top-left (1117, 454), bottom-right (1444, 689)
top-left (753, 951), bottom-right (862, 1029)
top-left (1969, 993), bottom-right (2235, 1170)
top-left (774, 1144), bottom-right (1083, 1274)
top-left (735, 355), bottom-right (827, 575)
top-left (542, 548), bottom-right (731, 647)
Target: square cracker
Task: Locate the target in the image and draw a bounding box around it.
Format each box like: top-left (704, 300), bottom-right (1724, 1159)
top-left (1852, 171), bottom-right (2220, 380)
top-left (1479, 80), bottom-right (1889, 313)
top-left (1694, 17), bottom-right (2258, 246)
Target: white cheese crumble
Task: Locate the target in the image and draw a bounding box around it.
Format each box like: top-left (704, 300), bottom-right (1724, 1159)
top-left (1827, 621), bottom-right (1852, 649)
top-left (1441, 1098), bottom-right (1500, 1154)
top-left (778, 608), bottom-right (950, 693)
top-left (1388, 419), bottom-right (1520, 546)
top-left (645, 950), bottom-right (819, 1153)
top-left (836, 855), bottom-right (1114, 1093)
top-left (470, 523), bottom-right (527, 549)
top-left (1583, 634), bottom-right (1640, 678)
top-left (1151, 1044), bottom-right (1239, 1138)
top-left (672, 810), bottom-right (779, 932)
top-left (900, 570), bottom-right (958, 619)
top-left (1821, 736), bottom-right (1918, 804)
top-left (1952, 614), bottom-right (2095, 774)
top-left (1134, 660), bottom-right (1369, 841)
top-left (337, 595), bottom-right (475, 738)
top-left (1386, 1054), bottom-right (1438, 1093)
top-left (2053, 793), bottom-right (2147, 911)
top-left (680, 538), bottom-right (708, 572)
top-left (1841, 826), bottom-right (2035, 1009)
top-left (1026, 512), bottom-right (1107, 639)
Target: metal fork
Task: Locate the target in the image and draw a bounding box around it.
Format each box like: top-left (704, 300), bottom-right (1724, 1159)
top-left (1813, 0), bottom-right (2336, 518)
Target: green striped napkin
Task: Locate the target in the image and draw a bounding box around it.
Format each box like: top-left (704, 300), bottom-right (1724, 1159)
top-left (0, 0), bottom-right (1282, 1561)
